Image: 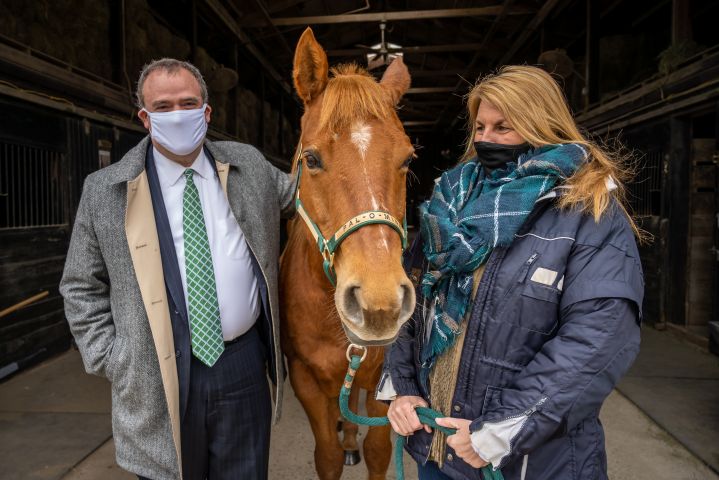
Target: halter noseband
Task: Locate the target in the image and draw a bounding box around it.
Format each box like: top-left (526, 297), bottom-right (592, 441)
top-left (292, 143), bottom-right (408, 286)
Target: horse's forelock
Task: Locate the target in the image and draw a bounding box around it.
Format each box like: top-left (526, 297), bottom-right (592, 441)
top-left (317, 64), bottom-right (396, 134)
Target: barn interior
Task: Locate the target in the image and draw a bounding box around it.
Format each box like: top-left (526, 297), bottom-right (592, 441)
top-left (0, 0), bottom-right (718, 478)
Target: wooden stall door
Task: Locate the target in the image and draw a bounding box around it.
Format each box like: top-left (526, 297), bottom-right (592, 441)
top-left (687, 136), bottom-right (717, 342)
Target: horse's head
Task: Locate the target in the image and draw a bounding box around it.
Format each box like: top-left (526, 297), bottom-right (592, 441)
top-left (291, 28), bottom-right (416, 346)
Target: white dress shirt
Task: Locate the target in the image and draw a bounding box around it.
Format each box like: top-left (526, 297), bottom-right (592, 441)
top-left (153, 147), bottom-right (260, 341)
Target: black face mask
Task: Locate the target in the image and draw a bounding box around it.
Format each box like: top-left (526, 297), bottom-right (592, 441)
top-left (474, 141), bottom-right (531, 171)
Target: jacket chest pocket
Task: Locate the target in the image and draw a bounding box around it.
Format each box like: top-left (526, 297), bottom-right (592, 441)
top-left (519, 281), bottom-right (560, 334)
top-left (492, 256), bottom-right (562, 335)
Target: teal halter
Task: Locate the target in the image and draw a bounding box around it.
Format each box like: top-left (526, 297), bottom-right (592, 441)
top-left (292, 143), bottom-right (409, 287)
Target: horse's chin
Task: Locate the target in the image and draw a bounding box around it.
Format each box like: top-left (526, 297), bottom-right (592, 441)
top-left (339, 321), bottom-right (400, 347)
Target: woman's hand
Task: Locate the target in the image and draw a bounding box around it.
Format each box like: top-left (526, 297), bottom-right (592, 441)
top-left (388, 395), bottom-right (432, 435)
top-left (435, 417), bottom-right (488, 469)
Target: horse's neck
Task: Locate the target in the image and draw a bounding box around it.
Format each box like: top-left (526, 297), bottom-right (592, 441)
top-left (282, 218), bottom-right (347, 344)
top-left (284, 217), bottom-right (334, 290)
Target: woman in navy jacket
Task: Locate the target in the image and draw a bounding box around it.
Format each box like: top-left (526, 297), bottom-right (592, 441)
top-left (379, 66), bottom-right (644, 480)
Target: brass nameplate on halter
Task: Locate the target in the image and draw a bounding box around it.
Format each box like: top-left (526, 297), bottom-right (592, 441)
top-left (335, 211), bottom-right (403, 238)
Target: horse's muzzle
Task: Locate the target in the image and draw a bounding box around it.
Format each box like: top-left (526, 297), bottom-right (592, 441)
top-left (335, 279), bottom-right (415, 345)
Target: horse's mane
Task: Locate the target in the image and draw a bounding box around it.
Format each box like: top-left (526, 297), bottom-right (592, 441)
top-left (318, 64), bottom-right (395, 133)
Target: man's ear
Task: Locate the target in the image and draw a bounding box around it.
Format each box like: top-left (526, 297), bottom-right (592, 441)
top-left (380, 57), bottom-right (411, 105)
top-left (138, 109), bottom-right (151, 131)
top-left (293, 27), bottom-right (329, 104)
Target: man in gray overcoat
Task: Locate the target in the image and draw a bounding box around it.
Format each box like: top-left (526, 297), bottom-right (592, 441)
top-left (60, 58), bottom-right (294, 480)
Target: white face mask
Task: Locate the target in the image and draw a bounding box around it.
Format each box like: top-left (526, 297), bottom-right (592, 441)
top-left (143, 104), bottom-right (208, 156)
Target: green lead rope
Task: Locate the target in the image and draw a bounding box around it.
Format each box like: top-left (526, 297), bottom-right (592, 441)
top-left (339, 354), bottom-right (504, 480)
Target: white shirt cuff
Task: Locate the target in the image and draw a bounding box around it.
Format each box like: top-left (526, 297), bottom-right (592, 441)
top-left (470, 413), bottom-right (529, 468)
top-left (375, 372), bottom-right (398, 401)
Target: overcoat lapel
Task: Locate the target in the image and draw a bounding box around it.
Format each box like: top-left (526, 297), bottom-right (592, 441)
top-left (216, 160), bottom-right (229, 195)
top-left (145, 147), bottom-right (188, 328)
top-left (145, 146), bottom-right (191, 423)
top-left (125, 170), bottom-right (183, 475)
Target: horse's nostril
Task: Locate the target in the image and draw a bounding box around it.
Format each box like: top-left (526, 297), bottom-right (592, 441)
top-left (339, 279), bottom-right (415, 332)
top-left (342, 285), bottom-right (363, 324)
top-left (399, 281), bottom-right (416, 322)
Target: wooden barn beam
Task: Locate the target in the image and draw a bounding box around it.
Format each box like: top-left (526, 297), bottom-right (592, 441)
top-left (437, 0), bottom-right (564, 133)
top-left (402, 120), bottom-right (437, 127)
top-left (406, 87), bottom-right (456, 94)
top-left (498, 0), bottom-right (564, 65)
top-left (242, 6), bottom-right (534, 27)
top-left (409, 69), bottom-right (480, 78)
top-left (326, 43), bottom-right (483, 57)
top-left (672, 0), bottom-right (693, 44)
top-left (205, 0), bottom-right (292, 94)
top-left (240, 0), bottom-right (307, 24)
top-left (400, 108), bottom-right (438, 119)
top-left (434, 0), bottom-right (517, 132)
top-left (251, 0), bottom-right (294, 55)
top-left (0, 82), bottom-right (144, 132)
top-left (0, 42), bottom-right (132, 114)
top-left (584, 0), bottom-right (600, 107)
top-left (403, 100), bottom-right (455, 106)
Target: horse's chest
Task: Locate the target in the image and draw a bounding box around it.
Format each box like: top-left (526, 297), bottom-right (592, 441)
top-left (301, 347), bottom-right (346, 379)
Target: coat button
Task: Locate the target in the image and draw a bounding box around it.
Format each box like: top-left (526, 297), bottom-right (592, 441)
top-left (447, 453), bottom-right (453, 462)
top-left (453, 404), bottom-right (461, 412)
top-left (175, 350), bottom-right (181, 358)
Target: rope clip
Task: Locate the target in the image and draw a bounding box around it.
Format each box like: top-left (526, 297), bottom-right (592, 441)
top-left (345, 343), bottom-right (368, 363)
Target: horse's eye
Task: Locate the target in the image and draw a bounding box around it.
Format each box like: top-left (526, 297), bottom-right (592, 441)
top-left (304, 152), bottom-right (322, 169)
top-left (401, 154), bottom-right (415, 169)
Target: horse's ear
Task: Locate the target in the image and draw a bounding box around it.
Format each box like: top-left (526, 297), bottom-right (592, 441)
top-left (293, 27), bottom-right (329, 104)
top-left (380, 57), bottom-right (411, 105)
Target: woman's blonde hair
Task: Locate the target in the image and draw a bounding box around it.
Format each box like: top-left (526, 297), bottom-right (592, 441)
top-left (462, 65), bottom-right (641, 237)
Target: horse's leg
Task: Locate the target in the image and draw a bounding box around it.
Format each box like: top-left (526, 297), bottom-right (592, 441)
top-left (363, 396), bottom-right (392, 480)
top-left (289, 359), bottom-right (344, 480)
top-left (340, 386), bottom-right (361, 466)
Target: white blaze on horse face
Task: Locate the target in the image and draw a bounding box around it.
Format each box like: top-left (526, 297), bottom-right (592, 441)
top-left (351, 123), bottom-right (390, 252)
top-left (351, 123), bottom-right (372, 159)
top-left (351, 123), bottom-right (378, 210)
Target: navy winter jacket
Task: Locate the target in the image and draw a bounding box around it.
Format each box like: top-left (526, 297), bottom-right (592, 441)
top-left (381, 195), bottom-right (643, 480)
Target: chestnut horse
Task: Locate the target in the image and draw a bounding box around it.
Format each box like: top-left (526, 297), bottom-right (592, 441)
top-left (280, 28), bottom-right (415, 479)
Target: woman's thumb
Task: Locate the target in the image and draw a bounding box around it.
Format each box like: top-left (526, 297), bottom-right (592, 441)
top-left (435, 417), bottom-right (456, 429)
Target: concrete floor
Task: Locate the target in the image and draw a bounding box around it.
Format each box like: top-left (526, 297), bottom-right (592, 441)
top-left (0, 337), bottom-right (717, 480)
top-left (617, 326), bottom-right (719, 473)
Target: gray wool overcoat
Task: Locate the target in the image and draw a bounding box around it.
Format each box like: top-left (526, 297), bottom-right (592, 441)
top-left (60, 136), bottom-right (295, 479)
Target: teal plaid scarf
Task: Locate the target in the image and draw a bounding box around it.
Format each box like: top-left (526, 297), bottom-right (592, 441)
top-left (419, 143), bottom-right (588, 377)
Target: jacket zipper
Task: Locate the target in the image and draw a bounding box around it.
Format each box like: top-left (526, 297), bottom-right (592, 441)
top-left (414, 255), bottom-right (429, 372)
top-left (458, 247), bottom-right (507, 397)
top-left (519, 253), bottom-right (539, 283)
top-left (494, 252), bottom-right (540, 313)
top-left (462, 249), bottom-right (539, 410)
top-left (494, 396), bottom-right (549, 470)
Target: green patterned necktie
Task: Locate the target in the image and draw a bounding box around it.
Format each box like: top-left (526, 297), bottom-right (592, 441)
top-left (183, 169), bottom-right (224, 367)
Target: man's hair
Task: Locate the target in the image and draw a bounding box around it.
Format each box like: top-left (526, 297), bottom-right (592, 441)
top-left (135, 58), bottom-right (209, 109)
